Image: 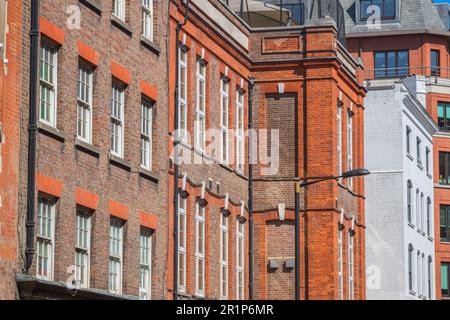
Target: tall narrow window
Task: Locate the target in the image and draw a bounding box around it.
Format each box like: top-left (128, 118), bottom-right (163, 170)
top-left (420, 192), bottom-right (424, 231)
top-left (407, 180), bottom-right (413, 224)
top-left (408, 244), bottom-right (413, 292)
top-left (427, 197), bottom-right (431, 236)
top-left (347, 110), bottom-right (353, 189)
top-left (236, 220), bottom-right (245, 300)
top-left (236, 89), bottom-right (245, 172)
top-left (417, 251), bottom-right (421, 296)
top-left (39, 40), bottom-right (57, 127)
top-left (426, 147), bottom-right (430, 173)
top-left (142, 0), bottom-right (153, 41)
top-left (77, 63), bottom-right (93, 143)
top-left (178, 196), bottom-right (187, 293)
top-left (422, 253), bottom-right (425, 298)
top-left (75, 208), bottom-right (91, 288)
top-left (109, 218), bottom-right (124, 294)
top-left (439, 152), bottom-right (450, 184)
top-left (416, 137), bottom-right (421, 164)
top-left (195, 60), bottom-right (206, 151)
top-left (406, 126), bottom-right (411, 154)
top-left (442, 262), bottom-right (450, 298)
top-left (348, 233), bottom-right (354, 300)
top-left (428, 256), bottom-right (432, 299)
top-left (111, 83), bottom-right (125, 157)
top-left (431, 50), bottom-right (440, 77)
top-left (220, 214), bottom-right (229, 299)
top-left (416, 189), bottom-right (420, 227)
top-left (178, 48), bottom-right (188, 141)
top-left (338, 227), bottom-right (343, 300)
top-left (113, 0), bottom-right (125, 21)
top-left (220, 77), bottom-right (229, 164)
top-left (440, 205), bottom-right (450, 242)
top-left (141, 99), bottom-right (153, 170)
top-left (337, 100), bottom-right (342, 176)
top-left (37, 198), bottom-right (56, 280)
top-left (139, 228), bottom-right (152, 300)
top-left (195, 203), bottom-right (205, 297)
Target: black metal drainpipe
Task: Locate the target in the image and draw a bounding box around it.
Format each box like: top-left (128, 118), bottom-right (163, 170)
top-left (25, 0), bottom-right (40, 273)
top-left (173, 0), bottom-right (190, 300)
top-left (247, 77), bottom-right (254, 300)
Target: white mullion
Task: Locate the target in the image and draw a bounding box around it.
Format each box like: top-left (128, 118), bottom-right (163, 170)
top-left (236, 89), bottom-right (244, 172)
top-left (220, 214), bottom-right (228, 299)
top-left (348, 233), bottom-right (354, 300)
top-left (177, 196), bottom-right (187, 293)
top-left (338, 228), bottom-right (343, 300)
top-left (178, 48), bottom-right (187, 142)
top-left (236, 220), bottom-right (245, 300)
top-left (142, 0), bottom-right (153, 41)
top-left (196, 60), bottom-right (206, 151)
top-left (195, 204), bottom-right (205, 296)
top-left (220, 78), bottom-right (229, 164)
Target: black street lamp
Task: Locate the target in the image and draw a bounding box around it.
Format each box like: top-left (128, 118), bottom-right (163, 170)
top-left (294, 168), bottom-right (371, 300)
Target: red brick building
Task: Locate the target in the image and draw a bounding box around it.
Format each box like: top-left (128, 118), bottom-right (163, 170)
top-left (0, 0), bottom-right (23, 299)
top-left (342, 0), bottom-right (450, 300)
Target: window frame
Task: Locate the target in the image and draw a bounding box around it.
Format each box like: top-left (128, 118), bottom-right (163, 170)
top-left (113, 0), bottom-right (126, 21)
top-left (338, 227), bottom-right (343, 300)
top-left (140, 98), bottom-right (153, 170)
top-left (427, 197), bottom-right (432, 237)
top-left (220, 77), bottom-right (229, 164)
top-left (178, 47), bottom-right (188, 142)
top-left (408, 244), bottom-right (414, 293)
top-left (416, 137), bottom-right (421, 164)
top-left (440, 205), bottom-right (450, 243)
top-left (437, 101), bottom-right (450, 133)
top-left (236, 88), bottom-right (245, 173)
top-left (439, 151), bottom-right (450, 185)
top-left (195, 59), bottom-right (206, 151)
top-left (441, 262), bottom-right (450, 298)
top-left (407, 180), bottom-right (413, 224)
top-left (236, 219), bottom-right (245, 300)
top-left (359, 0), bottom-right (396, 20)
top-left (139, 228), bottom-right (153, 300)
top-left (347, 232), bottom-right (354, 300)
top-left (77, 62), bottom-right (94, 144)
top-left (431, 49), bottom-right (440, 77)
top-left (142, 0), bottom-right (153, 41)
top-left (347, 110), bottom-right (353, 190)
top-left (39, 39), bottom-right (58, 128)
top-left (36, 197), bottom-right (56, 281)
top-left (177, 195), bottom-right (187, 293)
top-left (337, 100), bottom-right (342, 176)
top-left (110, 82), bottom-right (125, 158)
top-left (374, 50), bottom-right (409, 79)
top-left (195, 203), bottom-right (205, 297)
top-left (75, 208), bottom-right (91, 289)
top-left (220, 213), bottom-right (229, 300)
top-left (108, 218), bottom-right (124, 295)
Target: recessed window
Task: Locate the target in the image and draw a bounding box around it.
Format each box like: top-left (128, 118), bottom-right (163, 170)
top-left (37, 197), bottom-right (56, 281)
top-left (437, 102), bottom-right (450, 132)
top-left (338, 227), bottom-right (343, 300)
top-left (111, 82), bottom-right (125, 157)
top-left (220, 213), bottom-right (229, 299)
top-left (77, 63), bottom-right (94, 143)
top-left (441, 262), bottom-right (450, 298)
top-left (140, 99), bottom-right (153, 170)
top-left (75, 208), bottom-right (91, 288)
top-left (195, 60), bottom-right (206, 151)
top-left (360, 0), bottom-right (395, 20)
top-left (374, 50), bottom-right (408, 78)
top-left (440, 205), bottom-right (450, 242)
top-left (416, 138), bottom-right (421, 164)
top-left (407, 180), bottom-right (413, 224)
top-left (347, 110), bottom-right (353, 189)
top-left (348, 232), bottom-right (354, 300)
top-left (416, 189), bottom-right (420, 228)
top-left (426, 147), bottom-right (430, 173)
top-left (142, 0), bottom-right (153, 41)
top-left (439, 152), bottom-right (450, 185)
top-left (139, 228), bottom-right (152, 300)
top-left (427, 197), bottom-right (431, 237)
top-left (195, 203), bottom-right (205, 297)
top-left (113, 0), bottom-right (126, 21)
top-left (236, 220), bottom-right (245, 300)
top-left (220, 77), bottom-right (229, 164)
top-left (39, 40), bottom-right (58, 127)
top-left (431, 50), bottom-right (440, 77)
top-left (428, 256), bottom-right (433, 299)
top-left (109, 218), bottom-right (124, 294)
top-left (178, 47), bottom-right (188, 141)
top-left (406, 126), bottom-right (411, 155)
top-left (236, 89), bottom-right (245, 172)
top-left (337, 100), bottom-right (342, 176)
top-left (177, 195), bottom-right (186, 293)
top-left (408, 244), bottom-right (414, 292)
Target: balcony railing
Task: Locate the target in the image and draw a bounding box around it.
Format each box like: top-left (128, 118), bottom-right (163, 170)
top-left (362, 66), bottom-right (450, 81)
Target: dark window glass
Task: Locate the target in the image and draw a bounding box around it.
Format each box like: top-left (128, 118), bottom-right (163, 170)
top-left (406, 127), bottom-right (411, 154)
top-left (439, 152), bottom-right (450, 185)
top-left (407, 181), bottom-right (412, 223)
top-left (438, 102), bottom-right (450, 132)
top-left (360, 0), bottom-right (395, 19)
top-left (416, 138), bottom-right (421, 164)
top-left (441, 263), bottom-right (449, 297)
top-left (431, 50), bottom-right (440, 77)
top-left (408, 245), bottom-right (413, 291)
top-left (426, 148), bottom-right (430, 173)
top-left (360, 0), bottom-right (371, 18)
top-left (374, 50), bottom-right (408, 78)
top-left (427, 198), bottom-right (431, 236)
top-left (441, 205), bottom-right (450, 242)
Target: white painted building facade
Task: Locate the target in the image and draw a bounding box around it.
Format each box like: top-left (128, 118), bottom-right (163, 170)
top-left (365, 76), bottom-right (437, 300)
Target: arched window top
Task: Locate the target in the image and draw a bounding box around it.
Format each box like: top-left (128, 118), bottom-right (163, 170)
top-left (407, 180), bottom-right (412, 188)
top-left (422, 253), bottom-right (425, 258)
top-left (408, 243), bottom-right (414, 251)
top-left (428, 255), bottom-right (432, 263)
top-left (427, 197), bottom-right (431, 203)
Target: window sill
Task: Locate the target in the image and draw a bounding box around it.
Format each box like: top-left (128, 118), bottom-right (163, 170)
top-left (440, 240), bottom-right (450, 245)
top-left (79, 0), bottom-right (103, 14)
top-left (109, 153), bottom-right (131, 171)
top-left (140, 35), bottom-right (160, 55)
top-left (111, 15), bottom-right (133, 36)
top-left (408, 222), bottom-right (415, 229)
top-left (75, 138), bottom-right (100, 157)
top-left (407, 153), bottom-right (414, 162)
top-left (139, 166), bottom-right (159, 184)
top-left (427, 236), bottom-right (433, 242)
top-left (409, 291), bottom-right (416, 296)
top-left (417, 163), bottom-right (424, 171)
top-left (426, 172), bottom-right (432, 179)
top-left (38, 122), bottom-right (65, 143)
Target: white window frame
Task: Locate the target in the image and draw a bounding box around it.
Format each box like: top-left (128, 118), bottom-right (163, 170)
top-left (75, 209), bottom-right (91, 288)
top-left (338, 227), bottom-right (343, 300)
top-left (178, 47), bottom-right (188, 142)
top-left (422, 253), bottom-right (425, 298)
top-left (109, 218), bottom-right (124, 294)
top-left (195, 203), bottom-right (205, 297)
top-left (111, 82), bottom-right (125, 158)
top-left (139, 229), bottom-right (153, 300)
top-left (416, 188), bottom-right (420, 228)
top-left (39, 40), bottom-right (58, 128)
top-left (236, 220), bottom-right (245, 300)
top-left (195, 60), bottom-right (206, 151)
top-left (348, 233), bottom-right (354, 300)
top-left (417, 251), bottom-right (421, 296)
top-left (36, 197), bottom-right (56, 281)
top-left (220, 77), bottom-right (229, 164)
top-left (408, 244), bottom-right (414, 293)
top-left (220, 214), bottom-right (229, 300)
top-left (178, 196), bottom-right (187, 293)
top-left (347, 109), bottom-right (353, 189)
top-left (77, 63), bottom-right (93, 144)
top-left (337, 100), bottom-right (342, 176)
top-left (420, 192), bottom-right (424, 231)
top-left (236, 89), bottom-right (245, 173)
top-left (140, 99), bottom-right (153, 170)
top-left (113, 0), bottom-right (126, 21)
top-left (142, 0), bottom-right (153, 41)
